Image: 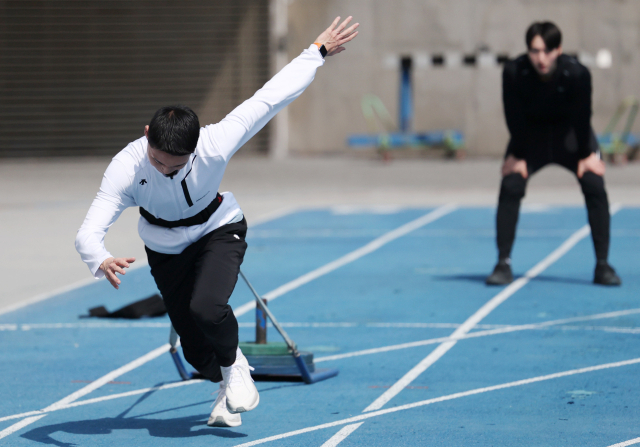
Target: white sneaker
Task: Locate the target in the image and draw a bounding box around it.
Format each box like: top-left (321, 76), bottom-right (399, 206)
top-left (208, 383), bottom-right (242, 427)
top-left (220, 347), bottom-right (259, 414)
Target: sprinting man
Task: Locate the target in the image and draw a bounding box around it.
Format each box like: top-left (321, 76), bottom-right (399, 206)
top-left (75, 17), bottom-right (359, 428)
top-left (486, 21), bottom-right (621, 286)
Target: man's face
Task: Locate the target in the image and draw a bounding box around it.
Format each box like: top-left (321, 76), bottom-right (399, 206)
top-left (144, 126), bottom-right (191, 177)
top-left (528, 35), bottom-right (562, 76)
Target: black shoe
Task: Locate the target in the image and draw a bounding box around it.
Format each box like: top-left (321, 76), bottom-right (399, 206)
top-left (486, 259), bottom-right (513, 285)
top-left (593, 261), bottom-right (622, 286)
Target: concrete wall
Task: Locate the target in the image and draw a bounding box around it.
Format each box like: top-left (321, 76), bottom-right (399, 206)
top-left (284, 0), bottom-right (640, 156)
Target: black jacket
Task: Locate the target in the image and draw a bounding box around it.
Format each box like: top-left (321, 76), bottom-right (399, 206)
top-left (503, 54), bottom-right (594, 160)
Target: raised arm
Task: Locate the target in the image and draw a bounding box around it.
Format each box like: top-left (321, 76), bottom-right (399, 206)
top-left (199, 16), bottom-right (359, 161)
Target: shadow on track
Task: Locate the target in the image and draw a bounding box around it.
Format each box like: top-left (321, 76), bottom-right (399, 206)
top-left (18, 380), bottom-right (302, 446)
top-left (20, 414), bottom-right (247, 446)
top-left (432, 274), bottom-right (592, 286)
top-left (19, 382), bottom-right (248, 446)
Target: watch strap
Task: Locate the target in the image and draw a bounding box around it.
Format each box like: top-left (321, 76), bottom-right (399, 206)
top-left (313, 42), bottom-right (328, 58)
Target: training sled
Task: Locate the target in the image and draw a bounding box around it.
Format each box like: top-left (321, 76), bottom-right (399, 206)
top-left (168, 270), bottom-right (339, 384)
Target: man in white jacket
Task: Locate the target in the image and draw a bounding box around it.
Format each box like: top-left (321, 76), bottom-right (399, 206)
top-left (75, 17), bottom-right (358, 428)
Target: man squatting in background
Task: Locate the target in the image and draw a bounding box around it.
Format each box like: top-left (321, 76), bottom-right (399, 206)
top-left (75, 17), bottom-right (359, 428)
top-left (486, 21), bottom-right (621, 286)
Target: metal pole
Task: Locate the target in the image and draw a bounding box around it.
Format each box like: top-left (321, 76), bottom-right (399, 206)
top-left (256, 298), bottom-right (268, 344)
top-left (239, 270), bottom-right (298, 353)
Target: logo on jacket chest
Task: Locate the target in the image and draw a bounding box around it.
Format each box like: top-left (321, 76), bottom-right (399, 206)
top-left (139, 179), bottom-right (147, 186)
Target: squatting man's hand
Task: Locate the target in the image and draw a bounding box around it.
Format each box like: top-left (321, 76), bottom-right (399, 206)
top-left (314, 16), bottom-right (359, 56)
top-left (100, 257), bottom-right (136, 289)
top-left (577, 152), bottom-right (605, 179)
top-left (502, 155), bottom-right (529, 179)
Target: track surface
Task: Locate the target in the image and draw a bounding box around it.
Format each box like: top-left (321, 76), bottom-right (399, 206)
top-left (1, 206), bottom-right (639, 446)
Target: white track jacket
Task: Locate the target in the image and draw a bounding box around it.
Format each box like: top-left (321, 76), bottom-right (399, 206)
top-left (76, 45), bottom-right (325, 279)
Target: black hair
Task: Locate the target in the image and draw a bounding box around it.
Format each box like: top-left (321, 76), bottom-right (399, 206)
top-left (525, 22), bottom-right (562, 51)
top-left (147, 105), bottom-right (200, 155)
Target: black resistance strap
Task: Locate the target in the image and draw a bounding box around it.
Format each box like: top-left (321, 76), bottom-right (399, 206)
top-left (139, 193), bottom-right (223, 228)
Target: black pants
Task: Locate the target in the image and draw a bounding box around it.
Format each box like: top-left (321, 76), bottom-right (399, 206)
top-left (496, 149), bottom-right (610, 262)
top-left (146, 219), bottom-right (248, 382)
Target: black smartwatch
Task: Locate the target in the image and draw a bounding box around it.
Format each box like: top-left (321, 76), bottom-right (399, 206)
top-left (315, 44), bottom-right (327, 58)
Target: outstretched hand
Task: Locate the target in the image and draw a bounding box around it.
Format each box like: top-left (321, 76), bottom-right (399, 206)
top-left (100, 257), bottom-right (136, 289)
top-left (315, 16), bottom-right (359, 56)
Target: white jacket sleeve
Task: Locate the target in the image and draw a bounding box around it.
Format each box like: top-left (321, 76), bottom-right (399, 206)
top-left (75, 158), bottom-right (137, 279)
top-left (199, 44), bottom-right (325, 160)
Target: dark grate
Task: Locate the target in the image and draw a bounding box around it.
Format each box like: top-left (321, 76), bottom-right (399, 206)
top-left (0, 1), bottom-right (270, 157)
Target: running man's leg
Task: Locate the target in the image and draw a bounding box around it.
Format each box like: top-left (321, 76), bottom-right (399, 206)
top-left (146, 242), bottom-right (223, 382)
top-left (190, 219), bottom-right (248, 368)
top-left (189, 218), bottom-right (259, 413)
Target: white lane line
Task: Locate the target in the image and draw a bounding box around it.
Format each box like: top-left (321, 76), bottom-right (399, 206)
top-left (5, 308), bottom-right (640, 332)
top-left (0, 415), bottom-right (48, 439)
top-left (585, 326), bottom-right (640, 334)
top-left (0, 260), bottom-right (152, 318)
top-left (248, 228), bottom-right (640, 239)
top-left (233, 356), bottom-right (640, 447)
top-left (0, 410), bottom-right (44, 424)
top-left (315, 325), bottom-right (639, 363)
top-left (0, 343), bottom-right (171, 439)
top-left (0, 321), bottom-right (512, 331)
top-left (362, 206), bottom-right (617, 413)
top-left (43, 343), bottom-right (171, 412)
top-left (0, 379), bottom-right (205, 423)
top-left (5, 310), bottom-right (640, 332)
top-left (320, 423), bottom-right (365, 447)
top-left (534, 308), bottom-right (640, 327)
top-left (0, 322), bottom-right (172, 331)
top-left (0, 276), bottom-right (101, 317)
top-left (608, 437), bottom-right (640, 447)
top-left (61, 379), bottom-right (205, 410)
top-left (233, 204), bottom-right (457, 318)
top-left (316, 308), bottom-right (640, 363)
top-left (248, 206), bottom-right (300, 227)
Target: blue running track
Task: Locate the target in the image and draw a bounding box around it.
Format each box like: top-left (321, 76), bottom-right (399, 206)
top-left (1, 206), bottom-right (639, 446)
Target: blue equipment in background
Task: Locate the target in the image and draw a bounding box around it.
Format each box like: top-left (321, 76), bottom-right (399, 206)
top-left (597, 96), bottom-right (640, 161)
top-left (399, 56), bottom-right (413, 133)
top-left (348, 55), bottom-right (464, 158)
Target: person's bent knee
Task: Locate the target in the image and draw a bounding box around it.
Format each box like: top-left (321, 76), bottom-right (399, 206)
top-left (579, 171), bottom-right (606, 196)
top-left (500, 173), bottom-right (527, 200)
top-left (189, 300), bottom-right (230, 327)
